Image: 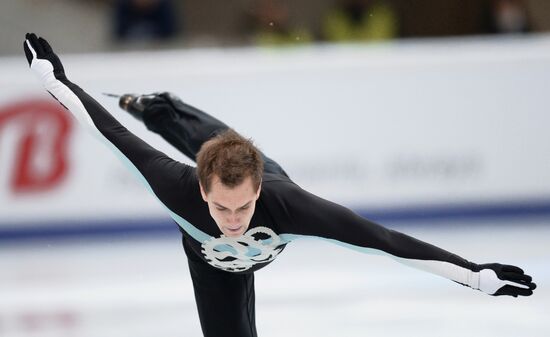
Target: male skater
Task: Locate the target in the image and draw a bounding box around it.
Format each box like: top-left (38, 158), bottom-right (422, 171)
top-left (24, 33), bottom-right (536, 337)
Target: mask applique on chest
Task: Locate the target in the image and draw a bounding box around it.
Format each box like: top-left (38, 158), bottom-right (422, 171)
top-left (201, 226), bottom-right (285, 272)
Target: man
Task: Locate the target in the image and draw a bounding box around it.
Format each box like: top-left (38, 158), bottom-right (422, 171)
top-left (23, 33), bottom-right (536, 337)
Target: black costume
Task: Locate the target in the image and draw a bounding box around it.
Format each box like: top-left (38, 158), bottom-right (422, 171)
top-left (24, 33), bottom-right (536, 337)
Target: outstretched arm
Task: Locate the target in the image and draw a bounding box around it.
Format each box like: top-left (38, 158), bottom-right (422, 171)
top-left (281, 183), bottom-right (536, 297)
top-left (23, 33), bottom-right (196, 219)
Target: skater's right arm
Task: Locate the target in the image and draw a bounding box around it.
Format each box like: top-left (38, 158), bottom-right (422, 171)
top-left (23, 33), bottom-right (196, 212)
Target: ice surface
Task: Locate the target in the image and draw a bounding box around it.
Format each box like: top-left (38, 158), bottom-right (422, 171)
top-left (0, 220), bottom-right (548, 337)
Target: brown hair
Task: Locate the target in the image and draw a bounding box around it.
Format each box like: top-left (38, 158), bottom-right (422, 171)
top-left (196, 129), bottom-right (264, 194)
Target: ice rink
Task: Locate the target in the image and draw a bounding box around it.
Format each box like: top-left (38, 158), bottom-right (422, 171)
top-left (1, 219), bottom-right (548, 337)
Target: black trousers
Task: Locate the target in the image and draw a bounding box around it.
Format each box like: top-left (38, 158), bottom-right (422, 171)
top-left (142, 92), bottom-right (288, 177)
top-left (183, 237), bottom-right (257, 337)
top-left (142, 92), bottom-right (288, 337)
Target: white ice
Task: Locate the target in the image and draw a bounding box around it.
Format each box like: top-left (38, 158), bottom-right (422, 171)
top-left (0, 220), bottom-right (548, 337)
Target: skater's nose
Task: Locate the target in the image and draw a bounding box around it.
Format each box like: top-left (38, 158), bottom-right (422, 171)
top-left (226, 214), bottom-right (240, 227)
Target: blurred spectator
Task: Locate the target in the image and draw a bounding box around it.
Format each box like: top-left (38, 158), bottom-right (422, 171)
top-left (114, 0), bottom-right (178, 41)
top-left (245, 0), bottom-right (312, 46)
top-left (323, 0), bottom-right (398, 42)
top-left (483, 0), bottom-right (531, 34)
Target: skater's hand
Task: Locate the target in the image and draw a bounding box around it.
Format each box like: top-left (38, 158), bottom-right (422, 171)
top-left (23, 33), bottom-right (67, 85)
top-left (475, 263), bottom-right (536, 297)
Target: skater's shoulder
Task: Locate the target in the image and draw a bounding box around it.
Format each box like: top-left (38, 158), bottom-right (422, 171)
top-left (260, 173), bottom-right (305, 198)
top-left (261, 172), bottom-right (295, 185)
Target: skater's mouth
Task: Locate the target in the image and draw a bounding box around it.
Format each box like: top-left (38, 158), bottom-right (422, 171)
top-left (226, 226), bottom-right (242, 233)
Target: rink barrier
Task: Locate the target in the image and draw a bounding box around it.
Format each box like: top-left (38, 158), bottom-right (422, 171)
top-left (1, 198), bottom-right (549, 242)
top-left (2, 37), bottom-right (550, 237)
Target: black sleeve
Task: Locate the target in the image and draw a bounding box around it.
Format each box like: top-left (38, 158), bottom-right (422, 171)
top-left (280, 183), bottom-right (482, 287)
top-left (25, 33), bottom-right (216, 239)
top-left (42, 74), bottom-right (196, 216)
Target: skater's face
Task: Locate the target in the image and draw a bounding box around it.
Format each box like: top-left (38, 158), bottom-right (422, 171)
top-left (200, 175), bottom-right (261, 237)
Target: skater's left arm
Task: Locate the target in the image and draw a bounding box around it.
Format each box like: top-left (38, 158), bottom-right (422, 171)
top-left (281, 183), bottom-right (536, 297)
top-left (22, 33), bottom-right (202, 227)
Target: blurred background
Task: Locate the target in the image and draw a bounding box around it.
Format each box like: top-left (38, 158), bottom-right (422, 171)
top-left (1, 1), bottom-right (549, 337)
top-left (2, 0), bottom-right (550, 53)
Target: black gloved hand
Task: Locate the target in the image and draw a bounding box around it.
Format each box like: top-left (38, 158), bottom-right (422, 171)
top-left (474, 263), bottom-right (536, 297)
top-left (24, 33), bottom-right (67, 81)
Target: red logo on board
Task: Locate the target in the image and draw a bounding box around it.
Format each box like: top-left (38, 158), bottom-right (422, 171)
top-left (0, 99), bottom-right (72, 194)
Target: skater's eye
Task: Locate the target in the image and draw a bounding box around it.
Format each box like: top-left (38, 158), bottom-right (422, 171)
top-left (238, 202), bottom-right (252, 212)
top-left (213, 202), bottom-right (228, 211)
